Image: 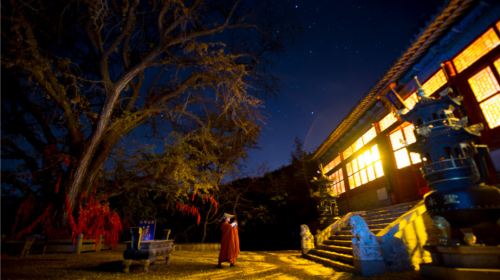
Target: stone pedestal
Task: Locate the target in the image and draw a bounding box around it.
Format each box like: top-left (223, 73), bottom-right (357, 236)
top-left (123, 240), bottom-right (174, 273)
top-left (421, 245), bottom-right (500, 279)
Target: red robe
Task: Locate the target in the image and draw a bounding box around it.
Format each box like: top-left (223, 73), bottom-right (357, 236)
top-left (218, 221), bottom-right (240, 264)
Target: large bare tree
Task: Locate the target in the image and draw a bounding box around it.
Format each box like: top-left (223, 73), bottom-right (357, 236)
top-left (2, 0), bottom-right (287, 238)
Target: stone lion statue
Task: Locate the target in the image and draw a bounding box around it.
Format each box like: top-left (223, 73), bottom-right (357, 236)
top-left (300, 224), bottom-right (314, 255)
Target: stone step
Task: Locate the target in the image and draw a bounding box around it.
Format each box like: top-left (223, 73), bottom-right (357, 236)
top-left (331, 234), bottom-right (352, 241)
top-left (309, 249), bottom-right (354, 264)
top-left (361, 201), bottom-right (417, 214)
top-left (363, 214), bottom-right (406, 224)
top-left (317, 244), bottom-right (353, 255)
top-left (323, 239), bottom-right (352, 247)
top-left (361, 209), bottom-right (409, 220)
top-left (303, 253), bottom-right (355, 272)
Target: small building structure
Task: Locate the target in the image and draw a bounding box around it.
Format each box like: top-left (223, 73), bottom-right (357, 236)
top-left (312, 0), bottom-right (500, 215)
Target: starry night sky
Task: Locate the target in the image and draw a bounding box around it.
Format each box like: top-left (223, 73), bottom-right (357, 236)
top-left (240, 0), bottom-right (447, 176)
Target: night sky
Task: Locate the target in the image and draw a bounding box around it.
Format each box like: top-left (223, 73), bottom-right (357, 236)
top-left (240, 0), bottom-right (447, 176)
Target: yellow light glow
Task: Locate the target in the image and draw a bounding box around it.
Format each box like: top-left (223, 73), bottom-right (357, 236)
top-left (390, 129), bottom-right (405, 150)
top-left (395, 148), bottom-right (411, 169)
top-left (468, 67), bottom-right (500, 102)
top-left (453, 28), bottom-right (500, 73)
top-left (479, 94), bottom-right (500, 128)
top-left (405, 92), bottom-right (418, 109)
top-left (379, 113), bottom-right (398, 132)
top-left (421, 69), bottom-right (447, 96)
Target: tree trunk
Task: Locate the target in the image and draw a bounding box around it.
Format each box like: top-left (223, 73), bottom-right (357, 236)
top-left (201, 203), bottom-right (213, 243)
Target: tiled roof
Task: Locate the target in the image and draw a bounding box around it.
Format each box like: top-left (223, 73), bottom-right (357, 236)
top-left (312, 0), bottom-right (476, 160)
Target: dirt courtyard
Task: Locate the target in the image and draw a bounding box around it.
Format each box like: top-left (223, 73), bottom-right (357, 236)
top-left (1, 248), bottom-right (420, 279)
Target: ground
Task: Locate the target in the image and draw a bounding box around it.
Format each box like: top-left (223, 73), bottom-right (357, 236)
top-left (1, 248), bottom-right (420, 279)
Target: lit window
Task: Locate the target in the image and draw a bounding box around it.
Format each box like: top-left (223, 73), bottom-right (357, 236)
top-left (390, 129), bottom-right (405, 150)
top-left (410, 152), bottom-right (422, 164)
top-left (468, 66), bottom-right (500, 129)
top-left (379, 113), bottom-right (398, 131)
top-left (479, 94), bottom-right (500, 128)
top-left (494, 58), bottom-right (500, 74)
top-left (346, 144), bottom-right (384, 188)
top-left (324, 155), bottom-right (341, 174)
top-left (354, 137), bottom-right (364, 151)
top-left (390, 124), bottom-right (422, 169)
top-left (395, 148), bottom-right (411, 169)
top-left (362, 127), bottom-right (377, 144)
top-left (343, 146), bottom-right (353, 160)
top-left (327, 168), bottom-right (345, 196)
top-left (405, 92), bottom-right (418, 109)
top-left (468, 67), bottom-right (500, 102)
top-left (343, 127), bottom-right (378, 160)
top-left (453, 28), bottom-right (500, 73)
top-left (421, 69), bottom-right (448, 96)
top-left (403, 124), bottom-right (417, 144)
top-left (374, 161), bottom-right (384, 178)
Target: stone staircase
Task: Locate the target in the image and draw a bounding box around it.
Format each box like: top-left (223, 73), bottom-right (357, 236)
top-left (304, 201), bottom-right (419, 272)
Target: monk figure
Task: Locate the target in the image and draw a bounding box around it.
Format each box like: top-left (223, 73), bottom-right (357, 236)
top-left (217, 213), bottom-right (240, 268)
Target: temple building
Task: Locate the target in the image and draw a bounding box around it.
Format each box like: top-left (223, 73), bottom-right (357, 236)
top-left (311, 0), bottom-right (500, 214)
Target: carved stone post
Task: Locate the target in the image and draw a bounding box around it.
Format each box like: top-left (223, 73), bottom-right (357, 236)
top-left (350, 215), bottom-right (386, 276)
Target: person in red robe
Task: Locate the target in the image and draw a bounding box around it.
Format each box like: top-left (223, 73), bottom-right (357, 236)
top-left (217, 213), bottom-right (240, 268)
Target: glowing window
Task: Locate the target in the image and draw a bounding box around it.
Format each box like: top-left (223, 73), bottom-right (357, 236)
top-left (324, 155), bottom-right (341, 174)
top-left (343, 127), bottom-right (378, 160)
top-left (354, 137), bottom-right (364, 151)
top-left (374, 161), bottom-right (384, 178)
top-left (390, 129), bottom-right (405, 150)
top-left (479, 94), bottom-right (500, 128)
top-left (379, 113), bottom-right (398, 132)
top-left (453, 28), bottom-right (500, 73)
top-left (390, 124), bottom-right (422, 169)
top-left (346, 144), bottom-right (383, 188)
top-left (468, 67), bottom-right (500, 102)
top-left (421, 69), bottom-right (448, 96)
top-left (403, 124), bottom-right (417, 145)
top-left (343, 146), bottom-right (353, 160)
top-left (327, 168), bottom-right (346, 196)
top-left (395, 148), bottom-right (411, 169)
top-left (410, 152), bottom-right (422, 164)
top-left (494, 58), bottom-right (500, 74)
top-left (405, 92), bottom-right (419, 110)
top-left (468, 65), bottom-right (500, 129)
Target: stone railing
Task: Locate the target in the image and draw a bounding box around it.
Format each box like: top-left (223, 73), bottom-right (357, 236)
top-left (376, 200), bottom-right (433, 271)
top-left (314, 211), bottom-right (365, 246)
